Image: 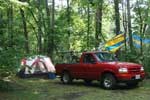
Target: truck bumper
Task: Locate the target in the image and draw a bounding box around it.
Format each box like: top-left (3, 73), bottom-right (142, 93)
top-left (116, 72), bottom-right (145, 83)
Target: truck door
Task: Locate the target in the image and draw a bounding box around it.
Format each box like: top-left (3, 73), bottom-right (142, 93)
top-left (83, 54), bottom-right (100, 80)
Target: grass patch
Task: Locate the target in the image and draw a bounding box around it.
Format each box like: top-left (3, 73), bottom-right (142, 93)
top-left (0, 77), bottom-right (150, 100)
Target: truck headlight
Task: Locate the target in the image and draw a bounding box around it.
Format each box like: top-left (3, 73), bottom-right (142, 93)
top-left (119, 68), bottom-right (128, 73)
top-left (140, 67), bottom-right (144, 71)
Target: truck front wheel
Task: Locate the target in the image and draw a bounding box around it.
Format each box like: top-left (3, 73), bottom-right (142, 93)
top-left (61, 72), bottom-right (72, 84)
top-left (101, 73), bottom-right (116, 89)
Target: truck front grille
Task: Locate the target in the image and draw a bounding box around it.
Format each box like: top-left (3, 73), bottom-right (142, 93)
top-left (128, 68), bottom-right (141, 74)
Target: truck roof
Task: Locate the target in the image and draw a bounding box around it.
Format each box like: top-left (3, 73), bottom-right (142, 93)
top-left (82, 51), bottom-right (109, 54)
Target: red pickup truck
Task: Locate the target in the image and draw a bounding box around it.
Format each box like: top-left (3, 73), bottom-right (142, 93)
top-left (55, 51), bottom-right (145, 89)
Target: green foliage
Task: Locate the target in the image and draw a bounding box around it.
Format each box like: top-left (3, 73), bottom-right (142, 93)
top-left (0, 0), bottom-right (150, 75)
top-left (119, 43), bottom-right (150, 73)
top-left (0, 48), bottom-right (23, 73)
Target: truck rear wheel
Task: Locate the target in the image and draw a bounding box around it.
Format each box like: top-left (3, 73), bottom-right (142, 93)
top-left (101, 73), bottom-right (116, 89)
top-left (61, 72), bottom-right (72, 84)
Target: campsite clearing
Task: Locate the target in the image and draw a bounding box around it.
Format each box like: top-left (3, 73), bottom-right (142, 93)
top-left (0, 77), bottom-right (150, 100)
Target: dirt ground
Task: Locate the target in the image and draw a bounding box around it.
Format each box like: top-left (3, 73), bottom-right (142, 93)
top-left (0, 77), bottom-right (150, 100)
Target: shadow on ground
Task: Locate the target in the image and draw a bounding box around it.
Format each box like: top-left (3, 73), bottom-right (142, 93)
top-left (54, 79), bottom-right (140, 90)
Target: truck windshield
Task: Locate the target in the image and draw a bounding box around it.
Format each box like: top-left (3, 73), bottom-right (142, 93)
top-left (95, 52), bottom-right (117, 62)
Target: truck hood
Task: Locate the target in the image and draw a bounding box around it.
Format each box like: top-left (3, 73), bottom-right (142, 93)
top-left (101, 61), bottom-right (142, 68)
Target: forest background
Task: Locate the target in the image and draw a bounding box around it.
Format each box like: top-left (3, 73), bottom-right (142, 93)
top-left (0, 0), bottom-right (150, 76)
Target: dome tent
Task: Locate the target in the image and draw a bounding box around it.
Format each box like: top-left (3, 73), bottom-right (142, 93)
top-left (17, 55), bottom-right (55, 79)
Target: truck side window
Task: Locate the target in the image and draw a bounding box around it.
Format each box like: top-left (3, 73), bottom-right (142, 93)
top-left (83, 54), bottom-right (95, 63)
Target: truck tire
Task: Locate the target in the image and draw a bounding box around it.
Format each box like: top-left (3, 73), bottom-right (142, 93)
top-left (101, 73), bottom-right (116, 89)
top-left (61, 71), bottom-right (72, 84)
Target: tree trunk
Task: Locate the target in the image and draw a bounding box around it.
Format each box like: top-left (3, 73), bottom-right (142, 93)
top-left (0, 13), bottom-right (4, 46)
top-left (45, 0), bottom-right (55, 57)
top-left (114, 0), bottom-right (120, 35)
top-left (20, 8), bottom-right (29, 53)
top-left (95, 0), bottom-right (104, 48)
top-left (51, 0), bottom-right (55, 56)
top-left (7, 4), bottom-right (13, 47)
top-left (127, 0), bottom-right (133, 52)
top-left (137, 0), bottom-right (143, 55)
top-left (122, 0), bottom-right (128, 59)
top-left (37, 0), bottom-right (42, 54)
top-left (45, 0), bottom-right (51, 55)
top-left (87, 1), bottom-right (90, 50)
top-left (114, 0), bottom-right (121, 57)
top-left (67, 0), bottom-right (71, 50)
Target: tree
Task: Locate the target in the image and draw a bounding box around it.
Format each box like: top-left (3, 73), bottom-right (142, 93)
top-left (0, 0), bottom-right (150, 74)
top-left (19, 0), bottom-right (29, 53)
top-left (127, 0), bottom-right (133, 52)
top-left (114, 0), bottom-right (120, 35)
top-left (46, 0), bottom-right (55, 56)
top-left (44, 0), bottom-right (50, 54)
top-left (67, 0), bottom-right (71, 50)
top-left (95, 0), bottom-right (104, 48)
top-left (121, 0), bottom-right (128, 58)
top-left (51, 0), bottom-right (55, 56)
top-left (7, 3), bottom-right (13, 47)
top-left (37, 0), bottom-right (42, 53)
top-left (87, 0), bottom-right (90, 50)
top-left (134, 0), bottom-right (149, 55)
